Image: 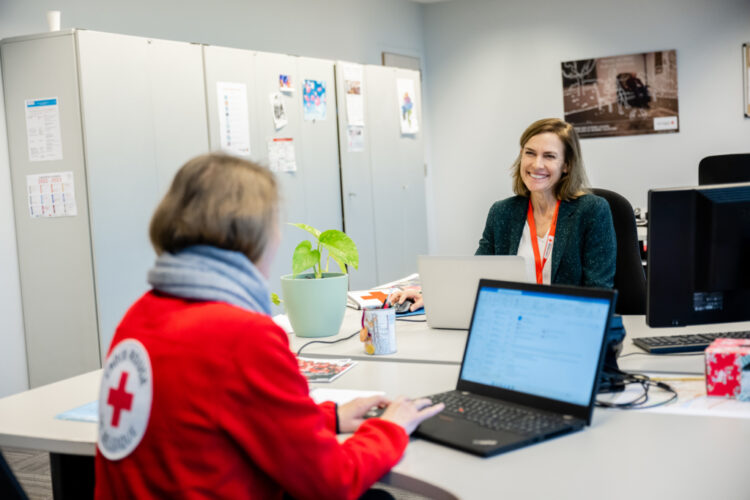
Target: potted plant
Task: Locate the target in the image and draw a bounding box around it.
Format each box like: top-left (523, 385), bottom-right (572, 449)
top-left (279, 223), bottom-right (358, 338)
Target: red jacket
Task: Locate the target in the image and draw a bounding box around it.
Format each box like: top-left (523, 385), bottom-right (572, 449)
top-left (95, 292), bottom-right (408, 499)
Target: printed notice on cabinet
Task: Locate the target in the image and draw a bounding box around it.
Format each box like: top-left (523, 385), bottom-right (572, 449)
top-left (267, 138), bottom-right (297, 173)
top-left (343, 64), bottom-right (365, 126)
top-left (217, 82), bottom-right (251, 156)
top-left (25, 97), bottom-right (63, 162)
top-left (26, 171), bottom-right (78, 218)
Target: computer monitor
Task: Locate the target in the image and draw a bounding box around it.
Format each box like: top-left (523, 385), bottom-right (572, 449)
top-left (647, 182), bottom-right (750, 326)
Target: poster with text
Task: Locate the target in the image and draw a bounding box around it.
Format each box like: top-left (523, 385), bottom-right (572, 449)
top-left (267, 138), bottom-right (297, 172)
top-left (216, 82), bottom-right (251, 155)
top-left (397, 79), bottom-right (418, 135)
top-left (302, 79), bottom-right (326, 121)
top-left (26, 171), bottom-right (77, 218)
top-left (25, 97), bottom-right (63, 162)
top-left (561, 50), bottom-right (679, 138)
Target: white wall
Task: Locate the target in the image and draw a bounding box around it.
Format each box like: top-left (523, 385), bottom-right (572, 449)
top-left (0, 0), bottom-right (425, 397)
top-left (422, 0), bottom-right (750, 255)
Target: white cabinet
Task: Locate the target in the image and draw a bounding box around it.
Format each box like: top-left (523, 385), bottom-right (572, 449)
top-left (1, 30), bottom-right (209, 386)
top-left (336, 63), bottom-right (428, 288)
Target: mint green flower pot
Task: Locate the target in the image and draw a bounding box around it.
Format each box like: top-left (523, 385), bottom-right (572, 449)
top-left (280, 272), bottom-right (348, 338)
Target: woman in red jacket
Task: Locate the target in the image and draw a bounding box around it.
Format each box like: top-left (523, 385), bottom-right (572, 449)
top-left (95, 153), bottom-right (443, 500)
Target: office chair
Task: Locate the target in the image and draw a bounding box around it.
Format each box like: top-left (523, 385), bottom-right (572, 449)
top-left (591, 188), bottom-right (646, 315)
top-left (698, 154), bottom-right (750, 185)
top-left (0, 451), bottom-right (29, 500)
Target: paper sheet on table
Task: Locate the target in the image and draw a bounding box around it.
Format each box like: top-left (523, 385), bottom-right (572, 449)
top-left (309, 388), bottom-right (385, 405)
top-left (606, 377), bottom-right (750, 419)
top-left (55, 400), bottom-right (98, 423)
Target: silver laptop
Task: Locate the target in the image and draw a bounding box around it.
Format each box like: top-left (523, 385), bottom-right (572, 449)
top-left (417, 255), bottom-right (531, 330)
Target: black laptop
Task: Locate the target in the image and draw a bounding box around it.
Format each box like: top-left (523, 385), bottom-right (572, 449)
top-left (415, 279), bottom-right (616, 457)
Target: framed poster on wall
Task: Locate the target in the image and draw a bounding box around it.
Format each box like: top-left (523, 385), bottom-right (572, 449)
top-left (743, 43), bottom-right (750, 118)
top-left (561, 50), bottom-right (679, 138)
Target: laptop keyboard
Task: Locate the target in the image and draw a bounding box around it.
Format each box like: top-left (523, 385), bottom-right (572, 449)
top-left (428, 391), bottom-right (569, 435)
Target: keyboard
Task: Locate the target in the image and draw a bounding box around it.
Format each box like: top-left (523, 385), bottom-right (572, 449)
top-left (633, 331), bottom-right (750, 354)
top-left (427, 391), bottom-right (568, 435)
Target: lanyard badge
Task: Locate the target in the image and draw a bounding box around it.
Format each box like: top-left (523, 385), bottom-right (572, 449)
top-left (527, 199), bottom-right (560, 284)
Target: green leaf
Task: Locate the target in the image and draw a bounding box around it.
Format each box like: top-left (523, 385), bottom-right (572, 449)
top-left (270, 293), bottom-right (281, 305)
top-left (289, 223), bottom-right (321, 241)
top-left (319, 230), bottom-right (359, 270)
top-left (292, 240), bottom-right (321, 277)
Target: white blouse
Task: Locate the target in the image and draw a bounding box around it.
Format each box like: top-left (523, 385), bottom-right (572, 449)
top-left (516, 221), bottom-right (553, 285)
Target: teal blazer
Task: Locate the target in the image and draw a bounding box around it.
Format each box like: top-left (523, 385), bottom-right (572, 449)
top-left (475, 194), bottom-right (616, 288)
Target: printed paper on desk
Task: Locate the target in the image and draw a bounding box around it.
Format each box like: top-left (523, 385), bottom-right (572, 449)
top-left (298, 357), bottom-right (357, 383)
top-left (310, 388), bottom-right (384, 406)
top-left (347, 289), bottom-right (394, 310)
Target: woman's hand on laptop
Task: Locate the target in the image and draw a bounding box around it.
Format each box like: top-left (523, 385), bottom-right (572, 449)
top-left (380, 396), bottom-right (445, 435)
top-left (389, 289), bottom-right (423, 312)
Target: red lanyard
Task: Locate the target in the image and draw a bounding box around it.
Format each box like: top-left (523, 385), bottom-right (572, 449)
top-left (527, 199), bottom-right (560, 284)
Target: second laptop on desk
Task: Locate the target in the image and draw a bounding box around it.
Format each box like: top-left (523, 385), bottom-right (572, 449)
top-left (418, 255), bottom-right (531, 330)
top-left (415, 279), bottom-right (617, 457)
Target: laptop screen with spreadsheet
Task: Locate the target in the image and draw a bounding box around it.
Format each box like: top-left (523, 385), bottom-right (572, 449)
top-left (461, 285), bottom-right (611, 407)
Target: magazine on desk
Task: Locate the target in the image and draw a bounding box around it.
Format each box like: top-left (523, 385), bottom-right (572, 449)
top-left (297, 357), bottom-right (357, 382)
top-left (347, 273), bottom-right (421, 310)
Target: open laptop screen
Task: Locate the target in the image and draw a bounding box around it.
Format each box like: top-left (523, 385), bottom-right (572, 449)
top-left (461, 285), bottom-right (611, 407)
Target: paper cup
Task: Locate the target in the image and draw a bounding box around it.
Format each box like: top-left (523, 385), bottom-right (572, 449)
top-left (46, 11), bottom-right (61, 32)
top-left (362, 308), bottom-right (397, 355)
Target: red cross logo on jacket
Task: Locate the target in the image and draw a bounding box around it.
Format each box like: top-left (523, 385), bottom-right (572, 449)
top-left (107, 372), bottom-right (134, 427)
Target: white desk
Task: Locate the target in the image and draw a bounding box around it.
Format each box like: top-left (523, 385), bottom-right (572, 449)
top-left (289, 307), bottom-right (466, 364)
top-left (619, 316), bottom-right (750, 374)
top-left (2, 363), bottom-right (750, 500)
top-left (292, 310), bottom-right (750, 376)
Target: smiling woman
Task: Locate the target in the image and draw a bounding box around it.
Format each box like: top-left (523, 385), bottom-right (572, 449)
top-left (475, 118), bottom-right (616, 288)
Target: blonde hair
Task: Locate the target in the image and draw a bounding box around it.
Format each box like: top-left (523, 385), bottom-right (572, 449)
top-left (511, 118), bottom-right (589, 201)
top-left (150, 153), bottom-right (279, 263)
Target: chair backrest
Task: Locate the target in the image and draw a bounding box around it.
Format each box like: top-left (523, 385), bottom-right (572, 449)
top-left (0, 451), bottom-right (28, 500)
top-left (698, 154), bottom-right (750, 185)
top-left (591, 188), bottom-right (646, 315)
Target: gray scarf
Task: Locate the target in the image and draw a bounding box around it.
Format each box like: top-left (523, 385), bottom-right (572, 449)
top-left (147, 245), bottom-right (271, 315)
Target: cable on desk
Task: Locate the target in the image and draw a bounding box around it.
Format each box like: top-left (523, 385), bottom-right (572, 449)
top-left (296, 330), bottom-right (360, 356)
top-left (396, 317), bottom-right (426, 322)
top-left (619, 351), bottom-right (703, 358)
top-left (596, 370), bottom-right (678, 410)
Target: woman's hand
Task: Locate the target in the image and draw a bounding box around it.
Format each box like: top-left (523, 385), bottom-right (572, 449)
top-left (337, 395), bottom-right (390, 433)
top-left (380, 396), bottom-right (445, 435)
top-left (389, 289), bottom-right (423, 312)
